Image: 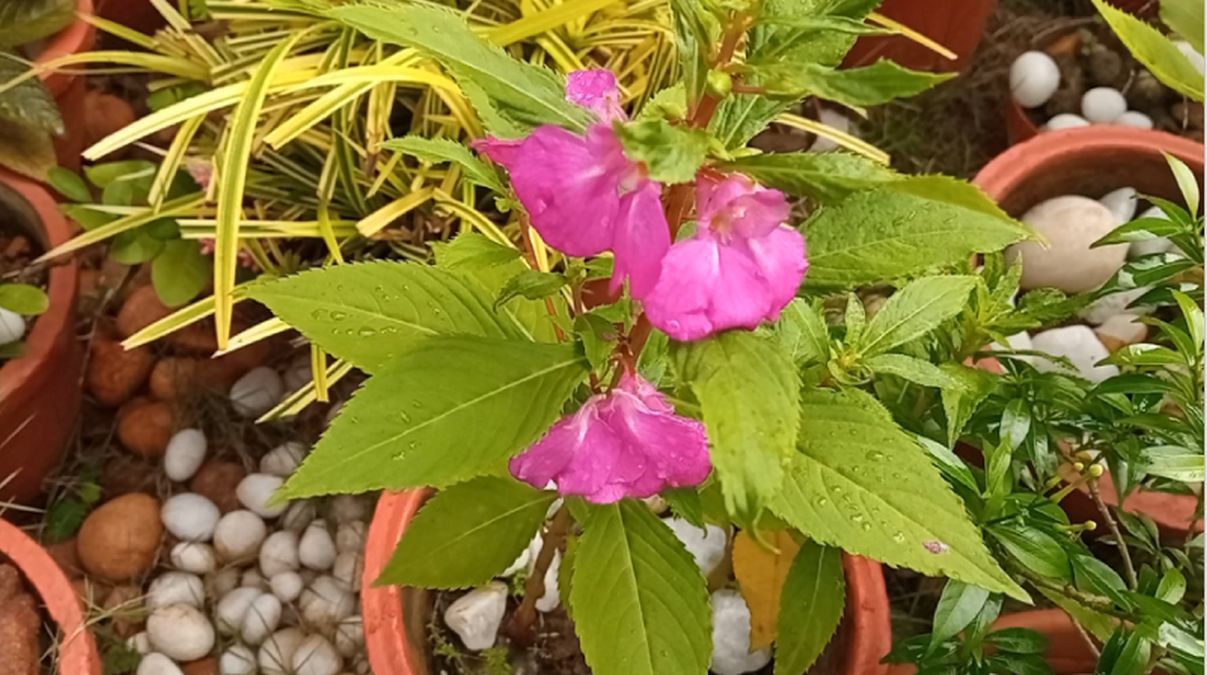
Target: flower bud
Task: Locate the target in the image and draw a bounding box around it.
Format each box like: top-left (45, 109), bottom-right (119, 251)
top-left (706, 70), bottom-right (733, 98)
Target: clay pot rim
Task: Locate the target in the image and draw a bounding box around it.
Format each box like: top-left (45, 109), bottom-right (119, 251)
top-left (0, 169), bottom-right (79, 402)
top-left (35, 0), bottom-right (97, 97)
top-left (0, 518), bottom-right (101, 674)
top-left (362, 488), bottom-right (892, 675)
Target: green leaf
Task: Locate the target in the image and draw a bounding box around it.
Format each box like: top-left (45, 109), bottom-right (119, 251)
top-left (151, 240), bottom-right (208, 308)
top-left (1161, 0), bottom-right (1205, 52)
top-left (381, 136), bottom-right (505, 193)
top-left (250, 261), bottom-right (526, 373)
top-left (673, 331), bottom-right (800, 523)
top-left (726, 151), bottom-right (898, 203)
top-left (773, 540), bottom-right (845, 675)
top-left (1101, 629), bottom-right (1153, 675)
top-left (989, 525), bottom-right (1071, 581)
top-left (748, 0), bottom-right (876, 68)
top-left (47, 168), bottom-right (91, 203)
top-left (1093, 0), bottom-right (1204, 101)
top-left (109, 228), bottom-right (164, 264)
top-left (616, 119), bottom-right (711, 184)
top-left (855, 276), bottom-right (976, 357)
top-left (571, 501), bottom-right (711, 675)
top-left (986, 627), bottom-right (1047, 655)
top-left (0, 283), bottom-right (48, 315)
top-left (1071, 555), bottom-right (1129, 608)
top-left (378, 478), bottom-right (555, 588)
top-left (767, 61), bottom-right (954, 107)
top-left (0, 0), bottom-right (74, 48)
top-left (1165, 152), bottom-right (1200, 215)
top-left (1141, 446), bottom-right (1205, 482)
top-left (865, 353), bottom-right (963, 390)
top-left (772, 388), bottom-right (1026, 599)
top-left (668, 0), bottom-right (714, 113)
top-left (940, 363), bottom-right (997, 447)
top-left (495, 269), bottom-right (566, 308)
top-left (85, 160), bottom-right (157, 189)
top-left (282, 336), bottom-right (587, 497)
top-left (929, 580), bottom-right (991, 650)
top-left (803, 187), bottom-right (1031, 287)
top-left (330, 4), bottom-right (591, 136)
top-left (774, 298), bottom-right (831, 366)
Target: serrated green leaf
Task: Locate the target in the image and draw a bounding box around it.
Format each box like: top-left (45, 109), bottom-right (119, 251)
top-left (495, 269), bottom-right (565, 308)
top-left (571, 500), bottom-right (711, 675)
top-left (382, 136), bottom-right (505, 193)
top-left (772, 388), bottom-right (1026, 599)
top-left (940, 363), bottom-right (997, 447)
top-left (0, 283), bottom-right (48, 315)
top-left (379, 478), bottom-right (555, 588)
top-left (775, 298), bottom-right (831, 366)
top-left (856, 276), bottom-right (976, 357)
top-left (726, 151), bottom-right (899, 203)
top-left (929, 580), bottom-right (991, 650)
top-left (0, 0), bottom-right (73, 48)
top-left (330, 4), bottom-right (590, 136)
top-left (250, 261), bottom-right (526, 373)
top-left (767, 61), bottom-right (954, 107)
top-left (1093, 0), bottom-right (1204, 101)
top-left (283, 336), bottom-right (586, 497)
top-left (773, 539), bottom-right (845, 675)
top-left (865, 353), bottom-right (963, 390)
top-left (151, 240), bottom-right (208, 308)
top-left (668, 0), bottom-right (714, 114)
top-left (747, 0), bottom-right (877, 67)
top-left (673, 331), bottom-right (800, 523)
top-left (803, 187), bottom-right (1031, 287)
top-left (616, 119), bottom-right (710, 184)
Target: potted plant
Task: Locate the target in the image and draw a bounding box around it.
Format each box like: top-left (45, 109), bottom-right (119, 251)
top-left (845, 0), bottom-right (998, 73)
top-left (0, 168), bottom-right (82, 504)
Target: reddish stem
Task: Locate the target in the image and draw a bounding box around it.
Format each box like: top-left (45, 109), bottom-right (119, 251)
top-left (505, 505), bottom-right (573, 645)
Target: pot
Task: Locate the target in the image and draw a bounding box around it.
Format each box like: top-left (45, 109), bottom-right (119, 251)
top-left (0, 517), bottom-right (101, 674)
top-left (844, 0), bottom-right (998, 73)
top-left (0, 169), bottom-right (82, 504)
top-left (974, 126), bottom-right (1204, 538)
top-left (95, 0), bottom-right (166, 42)
top-left (363, 489), bottom-right (893, 675)
top-left (36, 0), bottom-right (96, 171)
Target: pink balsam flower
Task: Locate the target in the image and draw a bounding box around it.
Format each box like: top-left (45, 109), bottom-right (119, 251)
top-left (643, 174), bottom-right (808, 341)
top-left (509, 371), bottom-right (711, 503)
top-left (474, 69), bottom-right (669, 297)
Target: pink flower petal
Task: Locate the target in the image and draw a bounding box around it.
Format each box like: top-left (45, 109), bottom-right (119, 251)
top-left (611, 181), bottom-right (671, 298)
top-left (565, 69), bottom-right (626, 123)
top-left (697, 174), bottom-right (790, 239)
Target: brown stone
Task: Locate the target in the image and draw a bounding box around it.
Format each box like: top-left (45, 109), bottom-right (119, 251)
top-left (87, 336), bottom-right (155, 407)
top-left (101, 454), bottom-right (158, 498)
top-left (190, 461), bottom-right (246, 513)
top-left (116, 285), bottom-right (173, 339)
top-left (44, 537), bottom-right (82, 579)
top-left (117, 397), bottom-right (176, 458)
top-left (83, 92), bottom-right (136, 158)
top-left (149, 357), bottom-right (202, 400)
top-left (77, 493), bottom-right (163, 582)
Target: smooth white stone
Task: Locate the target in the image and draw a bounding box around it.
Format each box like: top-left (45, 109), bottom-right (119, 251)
top-left (237, 473), bottom-right (288, 518)
top-left (335, 521), bottom-right (366, 554)
top-left (219, 645), bottom-right (258, 675)
top-left (213, 510), bottom-right (268, 563)
top-left (1045, 113), bottom-right (1090, 130)
top-left (146, 603), bottom-right (215, 661)
top-left (161, 493), bottom-right (221, 542)
top-left (1095, 313), bottom-right (1148, 348)
top-left (282, 355), bottom-right (313, 392)
top-left (329, 495), bottom-right (369, 524)
top-left (533, 551), bottom-right (560, 613)
top-left (664, 517), bottom-right (727, 577)
top-left (1129, 206), bottom-right (1176, 258)
top-left (260, 442), bottom-right (306, 477)
top-left (1099, 187), bottom-right (1138, 225)
top-left (299, 520), bottom-right (337, 571)
top-left (0, 308), bottom-right (25, 345)
top-left (270, 571), bottom-right (304, 603)
top-left (170, 542), bottom-right (216, 575)
top-left (1080, 287), bottom-right (1153, 325)
top-left (810, 107), bottom-right (851, 152)
top-left (147, 572), bottom-right (205, 610)
top-left (260, 530), bottom-right (300, 578)
top-left (259, 627), bottom-right (306, 675)
top-left (230, 366), bottom-right (284, 418)
top-left (443, 582), bottom-right (508, 651)
top-left (1081, 87), bottom-right (1127, 123)
top-left (1007, 195), bottom-right (1128, 292)
top-left (215, 587), bottom-right (262, 635)
top-left (242, 568), bottom-right (268, 591)
top-left (206, 568), bottom-right (241, 599)
top-left (1116, 111), bottom-right (1154, 129)
top-left (1031, 325), bottom-right (1119, 383)
top-left (280, 500), bottom-right (315, 532)
top-left (137, 653), bottom-right (184, 675)
top-left (332, 551), bottom-right (362, 592)
top-left (126, 631), bottom-right (151, 656)
top-left (241, 592), bottom-right (283, 645)
top-left (299, 575), bottom-right (356, 630)
top-left (334, 616), bottom-right (364, 658)
top-left (163, 429), bottom-right (207, 482)
top-left (1010, 51), bottom-right (1061, 108)
top-left (710, 590), bottom-right (771, 675)
top-left (291, 634), bottom-right (342, 675)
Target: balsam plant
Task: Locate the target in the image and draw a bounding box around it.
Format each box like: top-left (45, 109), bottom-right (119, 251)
top-left (243, 2), bottom-right (1056, 674)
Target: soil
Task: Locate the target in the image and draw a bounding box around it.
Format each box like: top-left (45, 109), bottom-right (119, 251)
top-left (0, 560), bottom-right (49, 675)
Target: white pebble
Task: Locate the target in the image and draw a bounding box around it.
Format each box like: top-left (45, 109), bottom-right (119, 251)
top-left (300, 520), bottom-right (337, 571)
top-left (137, 653), bottom-right (184, 675)
top-left (710, 590), bottom-right (771, 675)
top-left (501, 535), bottom-right (534, 577)
top-left (260, 530), bottom-right (301, 577)
top-left (214, 510), bottom-right (268, 562)
top-left (1081, 87), bottom-right (1127, 123)
top-left (207, 568), bottom-right (241, 598)
top-left (242, 568), bottom-right (268, 590)
top-left (534, 551), bottom-right (561, 613)
top-left (291, 634), bottom-right (342, 675)
top-left (443, 582), bottom-right (507, 651)
top-left (332, 551), bottom-right (362, 592)
top-left (147, 603), bottom-right (215, 661)
top-left (299, 575), bottom-right (357, 630)
top-left (219, 645), bottom-right (258, 675)
top-left (241, 592), bottom-right (283, 645)
top-left (280, 500), bottom-right (316, 532)
top-left (1080, 287), bottom-right (1153, 325)
top-left (1175, 40), bottom-right (1205, 74)
top-left (161, 493), bottom-right (221, 542)
top-left (126, 631), bottom-right (151, 655)
top-left (237, 473), bottom-right (288, 518)
top-left (0, 308), bottom-right (25, 345)
top-left (1130, 206), bottom-right (1175, 258)
top-left (1010, 50), bottom-right (1061, 108)
top-left (282, 355), bottom-right (313, 392)
top-left (1007, 195), bottom-right (1128, 292)
top-left (163, 429), bottom-right (207, 482)
top-left (329, 495), bottom-right (369, 524)
top-left (270, 571), bottom-right (304, 603)
top-left (335, 521), bottom-right (366, 554)
top-left (1031, 325), bottom-right (1119, 383)
top-left (1045, 113), bottom-right (1090, 130)
top-left (1096, 313), bottom-right (1149, 349)
top-left (230, 366), bottom-right (284, 417)
top-left (147, 572), bottom-right (205, 610)
top-left (1116, 111), bottom-right (1154, 129)
top-left (1099, 187), bottom-right (1138, 225)
top-left (334, 617), bottom-right (364, 658)
top-left (259, 627), bottom-right (307, 675)
top-left (261, 442), bottom-right (306, 477)
top-left (216, 587), bottom-right (262, 635)
top-left (664, 518), bottom-right (727, 577)
top-left (170, 542), bottom-right (216, 574)
top-left (810, 107), bottom-right (851, 152)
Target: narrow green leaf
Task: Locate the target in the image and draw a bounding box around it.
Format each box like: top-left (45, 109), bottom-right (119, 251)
top-left (1165, 152), bottom-right (1201, 215)
top-left (1093, 0), bottom-right (1204, 101)
top-left (249, 261), bottom-right (526, 373)
top-left (772, 388), bottom-right (1026, 599)
top-left (382, 136), bottom-right (505, 193)
top-left (616, 119), bottom-right (711, 184)
top-left (571, 501), bottom-right (711, 675)
top-left (1141, 446), bottom-right (1205, 482)
top-left (378, 478), bottom-right (555, 588)
top-left (929, 580), bottom-right (991, 650)
top-left (282, 337), bottom-right (587, 497)
top-left (989, 526), bottom-right (1071, 581)
top-left (151, 240), bottom-right (208, 308)
top-left (1071, 555), bottom-right (1129, 608)
top-left (673, 331), bottom-right (800, 522)
top-left (855, 276), bottom-right (976, 357)
top-left (0, 283), bottom-right (49, 315)
top-left (774, 540), bottom-right (845, 675)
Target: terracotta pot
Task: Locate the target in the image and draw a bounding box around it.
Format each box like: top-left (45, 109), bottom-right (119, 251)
top-left (36, 0), bottom-right (96, 171)
top-left (96, 0), bottom-right (166, 41)
top-left (844, 0), bottom-right (998, 73)
top-left (0, 518), bottom-right (101, 674)
top-left (0, 169), bottom-right (83, 504)
top-left (363, 489), bottom-right (893, 675)
top-left (974, 126), bottom-right (1205, 537)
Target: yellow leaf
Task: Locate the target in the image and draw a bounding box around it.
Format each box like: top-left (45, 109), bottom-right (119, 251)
top-left (731, 530), bottom-right (801, 649)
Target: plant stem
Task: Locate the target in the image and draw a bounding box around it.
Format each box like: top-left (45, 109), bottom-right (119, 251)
top-left (1087, 476), bottom-right (1137, 589)
top-left (1070, 618), bottom-right (1101, 658)
top-left (505, 505), bottom-right (574, 645)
